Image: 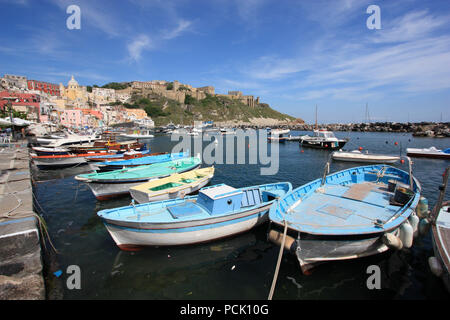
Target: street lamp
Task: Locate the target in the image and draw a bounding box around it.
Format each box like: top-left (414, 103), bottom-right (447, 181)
top-left (1, 96), bottom-right (18, 140)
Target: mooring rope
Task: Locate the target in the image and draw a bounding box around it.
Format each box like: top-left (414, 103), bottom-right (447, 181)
top-left (268, 219), bottom-right (288, 300)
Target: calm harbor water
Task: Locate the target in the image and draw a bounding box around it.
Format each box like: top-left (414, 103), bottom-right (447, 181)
top-left (32, 131), bottom-right (450, 300)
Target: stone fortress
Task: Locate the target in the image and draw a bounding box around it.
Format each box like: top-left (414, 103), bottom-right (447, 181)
top-left (128, 80), bottom-right (260, 108)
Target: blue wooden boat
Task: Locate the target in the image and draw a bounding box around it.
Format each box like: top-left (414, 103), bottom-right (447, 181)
top-left (268, 164), bottom-right (421, 272)
top-left (97, 182), bottom-right (292, 250)
top-left (92, 151), bottom-right (189, 171)
top-left (85, 149), bottom-right (151, 161)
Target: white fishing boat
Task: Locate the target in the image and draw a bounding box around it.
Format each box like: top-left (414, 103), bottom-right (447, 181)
top-left (332, 150), bottom-right (400, 164)
top-left (406, 147), bottom-right (450, 159)
top-left (97, 182), bottom-right (292, 249)
top-left (429, 167), bottom-right (450, 292)
top-left (130, 167), bottom-right (215, 203)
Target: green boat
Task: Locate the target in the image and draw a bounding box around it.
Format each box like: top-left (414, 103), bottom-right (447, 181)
top-left (75, 156), bottom-right (202, 200)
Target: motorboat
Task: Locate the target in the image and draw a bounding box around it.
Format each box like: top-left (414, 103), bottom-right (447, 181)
top-left (406, 147), bottom-right (450, 159)
top-left (300, 129), bottom-right (348, 150)
top-left (120, 130), bottom-right (154, 139)
top-left (332, 150), bottom-right (400, 164)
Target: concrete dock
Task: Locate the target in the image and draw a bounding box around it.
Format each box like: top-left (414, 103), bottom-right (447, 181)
top-left (0, 143), bottom-right (45, 300)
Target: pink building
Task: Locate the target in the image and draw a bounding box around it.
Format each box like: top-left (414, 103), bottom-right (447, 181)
top-left (60, 109), bottom-right (88, 128)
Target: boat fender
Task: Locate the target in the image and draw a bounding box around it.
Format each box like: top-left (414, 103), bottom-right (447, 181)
top-left (428, 257), bottom-right (443, 277)
top-left (408, 213), bottom-right (419, 238)
top-left (268, 229), bottom-right (296, 253)
top-left (382, 233), bottom-right (403, 250)
top-left (399, 220), bottom-right (414, 248)
top-left (416, 197), bottom-right (429, 218)
top-left (418, 218), bottom-right (431, 236)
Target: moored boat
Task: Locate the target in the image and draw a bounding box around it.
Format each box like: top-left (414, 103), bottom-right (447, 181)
top-left (91, 151), bottom-right (188, 171)
top-left (428, 167), bottom-right (450, 292)
top-left (75, 156), bottom-right (202, 200)
top-left (268, 163), bottom-right (421, 273)
top-left (406, 147), bottom-right (450, 159)
top-left (300, 129), bottom-right (348, 150)
top-left (31, 151), bottom-right (114, 169)
top-left (97, 182), bottom-right (292, 249)
top-left (120, 130), bottom-right (154, 139)
top-left (332, 150), bottom-right (400, 164)
top-left (31, 146), bottom-right (71, 156)
top-left (130, 167), bottom-right (215, 203)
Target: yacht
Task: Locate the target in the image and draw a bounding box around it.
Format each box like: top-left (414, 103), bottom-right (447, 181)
top-left (299, 129), bottom-right (348, 150)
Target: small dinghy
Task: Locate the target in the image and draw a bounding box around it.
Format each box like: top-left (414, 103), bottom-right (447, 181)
top-left (406, 147), bottom-right (450, 159)
top-left (332, 150), bottom-right (400, 164)
top-left (429, 167), bottom-right (450, 292)
top-left (97, 182), bottom-right (292, 249)
top-left (268, 163), bottom-right (420, 272)
top-left (75, 156), bottom-right (202, 200)
top-left (130, 167), bottom-right (215, 203)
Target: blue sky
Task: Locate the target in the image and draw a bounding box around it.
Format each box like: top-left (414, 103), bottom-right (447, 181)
top-left (1, 0), bottom-right (450, 123)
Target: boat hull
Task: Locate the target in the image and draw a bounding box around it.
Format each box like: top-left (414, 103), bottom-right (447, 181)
top-left (406, 152), bottom-right (450, 159)
top-left (102, 204), bottom-right (270, 248)
top-left (84, 164), bottom-right (201, 200)
top-left (300, 139), bottom-right (347, 150)
top-left (332, 152), bottom-right (399, 164)
top-left (33, 156), bottom-right (86, 168)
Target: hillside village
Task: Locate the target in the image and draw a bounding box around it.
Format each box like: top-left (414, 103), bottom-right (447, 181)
top-left (0, 74), bottom-right (296, 129)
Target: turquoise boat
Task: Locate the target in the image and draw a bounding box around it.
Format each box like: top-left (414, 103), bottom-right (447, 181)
top-left (268, 164), bottom-right (421, 273)
top-left (97, 182), bottom-right (292, 250)
top-left (93, 151), bottom-right (189, 171)
top-left (75, 156), bottom-right (201, 200)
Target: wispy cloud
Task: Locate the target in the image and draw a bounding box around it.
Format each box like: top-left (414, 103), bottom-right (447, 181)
top-left (127, 35), bottom-right (153, 62)
top-left (161, 19), bottom-right (192, 40)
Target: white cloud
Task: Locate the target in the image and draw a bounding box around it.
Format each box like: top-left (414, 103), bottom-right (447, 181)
top-left (127, 35), bottom-right (153, 62)
top-left (162, 19), bottom-right (192, 40)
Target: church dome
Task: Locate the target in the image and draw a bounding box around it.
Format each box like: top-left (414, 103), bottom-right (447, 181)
top-left (68, 75), bottom-right (79, 87)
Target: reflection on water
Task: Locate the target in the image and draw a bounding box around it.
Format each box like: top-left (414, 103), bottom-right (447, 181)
top-left (32, 132), bottom-right (450, 299)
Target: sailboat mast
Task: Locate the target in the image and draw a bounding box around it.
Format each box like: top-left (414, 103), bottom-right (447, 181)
top-left (315, 105), bottom-right (318, 130)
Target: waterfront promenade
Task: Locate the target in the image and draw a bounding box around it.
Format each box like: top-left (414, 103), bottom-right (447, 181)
top-left (0, 142), bottom-right (45, 299)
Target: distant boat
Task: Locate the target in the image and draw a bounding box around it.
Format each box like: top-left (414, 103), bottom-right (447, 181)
top-left (406, 147), bottom-right (450, 159)
top-left (332, 150), bottom-right (400, 164)
top-left (300, 129), bottom-right (348, 150)
top-left (97, 182), bottom-right (292, 249)
top-left (75, 156), bottom-right (202, 200)
top-left (268, 129), bottom-right (290, 143)
top-left (120, 130), bottom-right (154, 139)
top-left (130, 167), bottom-right (215, 203)
top-left (268, 164), bottom-right (420, 273)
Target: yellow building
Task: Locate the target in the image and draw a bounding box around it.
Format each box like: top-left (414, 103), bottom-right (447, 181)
top-left (59, 75), bottom-right (88, 108)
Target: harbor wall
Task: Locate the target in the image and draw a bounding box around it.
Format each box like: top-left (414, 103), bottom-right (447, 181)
top-left (0, 143), bottom-right (45, 300)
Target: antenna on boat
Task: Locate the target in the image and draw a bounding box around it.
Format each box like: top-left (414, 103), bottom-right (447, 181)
top-left (430, 166), bottom-right (450, 224)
